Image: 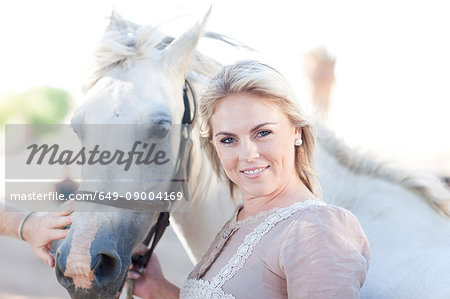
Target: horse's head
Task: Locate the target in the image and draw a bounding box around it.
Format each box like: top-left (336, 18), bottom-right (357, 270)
top-left (54, 10), bottom-right (210, 298)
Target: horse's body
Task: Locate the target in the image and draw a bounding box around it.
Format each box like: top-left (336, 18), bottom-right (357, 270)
top-left (54, 11), bottom-right (450, 299)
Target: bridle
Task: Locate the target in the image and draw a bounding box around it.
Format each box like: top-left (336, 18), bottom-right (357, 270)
top-left (75, 79), bottom-right (196, 297)
top-left (128, 79), bottom-right (196, 274)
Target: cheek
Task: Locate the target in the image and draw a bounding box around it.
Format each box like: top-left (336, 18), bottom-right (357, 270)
top-left (283, 144), bottom-right (297, 164)
top-left (215, 147), bottom-right (235, 173)
top-left (264, 137), bottom-right (295, 164)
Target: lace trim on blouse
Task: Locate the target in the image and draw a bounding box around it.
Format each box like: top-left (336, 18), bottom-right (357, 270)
top-left (180, 199), bottom-right (326, 299)
top-left (233, 205), bottom-right (276, 227)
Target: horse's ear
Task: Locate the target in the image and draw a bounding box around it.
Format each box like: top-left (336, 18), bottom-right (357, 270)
top-left (161, 7), bottom-right (211, 75)
top-left (107, 10), bottom-right (136, 32)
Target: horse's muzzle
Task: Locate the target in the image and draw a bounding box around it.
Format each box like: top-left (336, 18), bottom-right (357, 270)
top-left (54, 230), bottom-right (129, 299)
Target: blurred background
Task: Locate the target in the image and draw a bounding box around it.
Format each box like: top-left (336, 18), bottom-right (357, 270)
top-left (1, 0), bottom-right (449, 297)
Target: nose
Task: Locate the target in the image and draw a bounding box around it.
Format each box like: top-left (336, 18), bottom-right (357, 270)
top-left (55, 234), bottom-right (123, 291)
top-left (239, 138), bottom-right (259, 162)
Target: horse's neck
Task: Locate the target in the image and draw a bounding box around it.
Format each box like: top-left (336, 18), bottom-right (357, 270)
top-left (316, 139), bottom-right (450, 248)
top-left (170, 133), bottom-right (235, 263)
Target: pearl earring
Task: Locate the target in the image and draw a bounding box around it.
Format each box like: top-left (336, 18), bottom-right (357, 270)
top-left (295, 138), bottom-right (303, 146)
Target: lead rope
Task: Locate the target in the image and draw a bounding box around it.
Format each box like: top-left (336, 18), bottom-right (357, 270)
top-left (126, 212), bottom-right (170, 299)
top-left (126, 80), bottom-right (195, 298)
top-left (126, 281), bottom-right (135, 299)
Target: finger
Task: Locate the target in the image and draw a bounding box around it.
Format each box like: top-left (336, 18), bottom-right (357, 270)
top-left (132, 244), bottom-right (149, 256)
top-left (34, 247), bottom-right (55, 267)
top-left (48, 228), bottom-right (70, 241)
top-left (127, 269), bottom-right (141, 279)
top-left (54, 200), bottom-right (75, 216)
top-left (129, 262), bottom-right (142, 274)
top-left (51, 215), bottom-right (73, 229)
top-left (48, 256), bottom-right (55, 268)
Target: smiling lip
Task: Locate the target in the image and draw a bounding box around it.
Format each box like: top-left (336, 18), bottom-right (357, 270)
top-left (240, 166), bottom-right (269, 178)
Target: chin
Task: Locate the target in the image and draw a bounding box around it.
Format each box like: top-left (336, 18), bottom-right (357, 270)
top-left (242, 185), bottom-right (276, 199)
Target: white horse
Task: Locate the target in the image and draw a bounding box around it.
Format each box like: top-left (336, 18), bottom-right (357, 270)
top-left (54, 10), bottom-right (450, 299)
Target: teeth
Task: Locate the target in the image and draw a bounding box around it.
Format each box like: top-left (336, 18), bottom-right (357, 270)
top-left (243, 167), bottom-right (266, 175)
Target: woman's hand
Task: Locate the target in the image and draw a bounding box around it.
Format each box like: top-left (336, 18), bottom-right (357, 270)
top-left (22, 200), bottom-right (74, 267)
top-left (127, 245), bottom-right (179, 299)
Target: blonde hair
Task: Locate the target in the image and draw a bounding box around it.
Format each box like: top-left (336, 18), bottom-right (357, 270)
top-left (199, 60), bottom-right (322, 200)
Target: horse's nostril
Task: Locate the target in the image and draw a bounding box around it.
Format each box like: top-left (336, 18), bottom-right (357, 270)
top-left (92, 253), bottom-right (122, 288)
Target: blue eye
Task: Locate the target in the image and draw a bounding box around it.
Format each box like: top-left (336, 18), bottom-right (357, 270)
top-left (220, 137), bottom-right (235, 144)
top-left (257, 130), bottom-right (271, 137)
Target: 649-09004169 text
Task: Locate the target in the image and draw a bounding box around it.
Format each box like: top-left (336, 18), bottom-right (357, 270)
top-left (9, 191), bottom-right (184, 201)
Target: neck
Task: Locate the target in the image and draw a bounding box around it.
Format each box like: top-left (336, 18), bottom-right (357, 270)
top-left (238, 172), bottom-right (315, 221)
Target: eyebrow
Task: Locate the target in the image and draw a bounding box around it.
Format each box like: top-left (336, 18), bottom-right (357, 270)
top-left (214, 122), bottom-right (276, 137)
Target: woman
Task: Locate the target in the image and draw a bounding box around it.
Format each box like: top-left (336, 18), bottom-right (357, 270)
top-left (128, 60), bottom-right (370, 298)
top-left (0, 200), bottom-right (74, 267)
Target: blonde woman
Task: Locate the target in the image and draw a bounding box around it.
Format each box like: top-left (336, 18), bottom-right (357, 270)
top-left (129, 60), bottom-right (370, 298)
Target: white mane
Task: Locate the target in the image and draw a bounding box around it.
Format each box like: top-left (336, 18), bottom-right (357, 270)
top-left (317, 123), bottom-right (450, 217)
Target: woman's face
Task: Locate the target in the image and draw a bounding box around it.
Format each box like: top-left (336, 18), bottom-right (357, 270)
top-left (211, 93), bottom-right (301, 199)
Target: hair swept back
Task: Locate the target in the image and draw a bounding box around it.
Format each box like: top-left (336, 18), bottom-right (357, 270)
top-left (199, 60), bottom-right (322, 200)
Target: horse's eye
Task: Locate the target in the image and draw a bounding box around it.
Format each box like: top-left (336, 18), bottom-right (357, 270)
top-left (149, 123), bottom-right (169, 139)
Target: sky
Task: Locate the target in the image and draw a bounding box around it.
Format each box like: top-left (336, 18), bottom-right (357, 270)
top-left (1, 0), bottom-right (449, 174)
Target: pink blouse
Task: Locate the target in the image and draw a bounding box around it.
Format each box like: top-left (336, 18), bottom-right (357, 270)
top-left (181, 200), bottom-right (370, 299)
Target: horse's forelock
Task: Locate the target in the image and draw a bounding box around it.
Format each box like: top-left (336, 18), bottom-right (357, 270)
top-left (82, 23), bottom-right (167, 94)
top-left (82, 13), bottom-right (235, 96)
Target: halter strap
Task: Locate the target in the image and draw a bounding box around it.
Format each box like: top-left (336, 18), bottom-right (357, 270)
top-left (113, 80), bottom-right (195, 296)
top-left (182, 80), bottom-right (196, 126)
top-left (125, 79), bottom-right (196, 294)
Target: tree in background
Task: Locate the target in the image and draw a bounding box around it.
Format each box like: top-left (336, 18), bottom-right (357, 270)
top-left (1, 86), bottom-right (78, 199)
top-left (0, 86), bottom-right (72, 126)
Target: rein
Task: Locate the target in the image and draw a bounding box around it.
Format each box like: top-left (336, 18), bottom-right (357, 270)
top-left (76, 80), bottom-right (196, 298)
